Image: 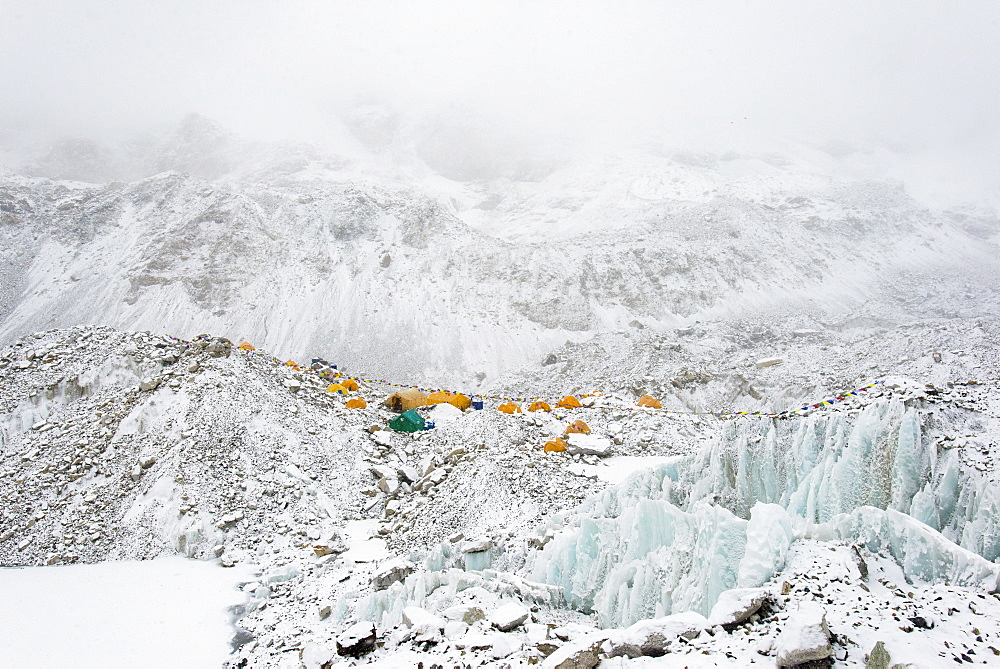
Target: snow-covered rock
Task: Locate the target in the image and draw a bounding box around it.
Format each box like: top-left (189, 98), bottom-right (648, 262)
top-left (707, 588), bottom-right (769, 627)
top-left (372, 558), bottom-right (414, 590)
top-left (541, 631), bottom-right (610, 668)
top-left (336, 621), bottom-right (377, 657)
top-left (401, 606), bottom-right (445, 630)
top-left (773, 601), bottom-right (831, 667)
top-left (489, 602), bottom-right (530, 632)
top-left (565, 434), bottom-right (612, 457)
top-left (611, 611), bottom-right (708, 657)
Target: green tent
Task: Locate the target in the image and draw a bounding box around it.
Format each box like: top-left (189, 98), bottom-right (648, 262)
top-left (389, 409), bottom-right (425, 433)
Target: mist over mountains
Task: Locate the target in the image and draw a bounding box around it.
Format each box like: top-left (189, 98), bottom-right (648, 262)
top-left (2, 113), bottom-right (997, 391)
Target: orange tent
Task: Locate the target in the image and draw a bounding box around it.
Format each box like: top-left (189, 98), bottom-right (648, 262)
top-left (237, 342), bottom-right (255, 351)
top-left (345, 397), bottom-right (367, 409)
top-left (341, 378), bottom-right (360, 392)
top-left (498, 402), bottom-right (522, 414)
top-left (556, 396), bottom-right (582, 409)
top-left (383, 390), bottom-right (429, 412)
top-left (285, 360), bottom-right (302, 370)
top-left (427, 391), bottom-right (472, 411)
top-left (544, 438), bottom-right (567, 452)
top-left (563, 420), bottom-right (591, 435)
top-left (528, 401), bottom-right (551, 412)
top-left (638, 395), bottom-right (662, 409)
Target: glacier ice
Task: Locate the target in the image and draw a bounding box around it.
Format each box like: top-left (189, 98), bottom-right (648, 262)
top-left (527, 399), bottom-right (1000, 627)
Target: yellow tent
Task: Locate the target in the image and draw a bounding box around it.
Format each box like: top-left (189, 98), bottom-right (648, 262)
top-left (556, 395), bottom-right (582, 409)
top-left (427, 390), bottom-right (472, 411)
top-left (383, 390), bottom-right (429, 412)
top-left (237, 342), bottom-right (255, 351)
top-left (563, 420), bottom-right (591, 435)
top-left (345, 397), bottom-right (367, 409)
top-left (544, 438), bottom-right (567, 452)
top-left (638, 395), bottom-right (662, 409)
top-left (341, 378), bottom-right (360, 392)
top-left (498, 402), bottom-right (522, 414)
top-left (327, 383), bottom-right (349, 395)
top-left (528, 401), bottom-right (551, 412)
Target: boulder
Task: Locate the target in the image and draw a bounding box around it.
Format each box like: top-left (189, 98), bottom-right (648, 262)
top-left (372, 558), bottom-right (414, 590)
top-left (369, 464), bottom-right (397, 481)
top-left (402, 606), bottom-right (446, 630)
top-left (489, 602), bottom-right (530, 632)
top-left (377, 477), bottom-right (400, 496)
top-left (774, 601), bottom-right (832, 667)
top-left (488, 632), bottom-right (524, 659)
top-left (707, 587), bottom-right (768, 627)
top-left (402, 606), bottom-right (446, 642)
top-left (542, 632), bottom-right (610, 669)
top-left (397, 465), bottom-right (420, 484)
top-left (565, 434), bottom-right (613, 457)
top-left (444, 604), bottom-right (485, 625)
top-left (371, 431), bottom-right (393, 447)
top-left (462, 538), bottom-right (493, 554)
top-left (611, 611), bottom-right (708, 658)
top-left (336, 621), bottom-right (376, 657)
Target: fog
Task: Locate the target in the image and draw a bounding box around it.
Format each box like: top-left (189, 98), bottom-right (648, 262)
top-left (1, 1), bottom-right (997, 203)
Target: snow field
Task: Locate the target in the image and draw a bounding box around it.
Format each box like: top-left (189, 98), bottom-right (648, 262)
top-left (0, 557), bottom-right (255, 668)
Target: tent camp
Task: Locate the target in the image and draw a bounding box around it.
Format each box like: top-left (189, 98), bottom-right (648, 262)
top-left (638, 395), bottom-right (662, 409)
top-left (556, 396), bottom-right (582, 409)
top-left (426, 391), bottom-right (472, 411)
top-left (384, 390), bottom-right (429, 412)
top-left (389, 409), bottom-right (425, 433)
top-left (528, 401), bottom-right (551, 412)
top-left (498, 402), bottom-right (522, 414)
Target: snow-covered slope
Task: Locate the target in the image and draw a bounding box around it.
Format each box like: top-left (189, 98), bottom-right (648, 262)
top-left (3, 326), bottom-right (1000, 667)
top-left (2, 129), bottom-right (997, 391)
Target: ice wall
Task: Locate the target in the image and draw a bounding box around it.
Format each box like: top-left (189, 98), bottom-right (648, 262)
top-left (530, 399), bottom-right (1000, 627)
top-left (690, 400), bottom-right (1000, 560)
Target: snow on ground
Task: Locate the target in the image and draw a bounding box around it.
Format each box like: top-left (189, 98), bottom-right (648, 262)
top-left (0, 557), bottom-right (254, 669)
top-left (567, 455), bottom-right (683, 484)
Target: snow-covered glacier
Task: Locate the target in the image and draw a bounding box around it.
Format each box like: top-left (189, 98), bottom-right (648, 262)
top-left (530, 399), bottom-right (1000, 627)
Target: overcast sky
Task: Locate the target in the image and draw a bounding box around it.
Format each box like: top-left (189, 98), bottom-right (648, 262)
top-left (1, 1), bottom-right (998, 197)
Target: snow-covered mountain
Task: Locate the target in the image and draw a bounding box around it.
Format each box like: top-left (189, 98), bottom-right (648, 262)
top-left (2, 118), bottom-right (997, 393)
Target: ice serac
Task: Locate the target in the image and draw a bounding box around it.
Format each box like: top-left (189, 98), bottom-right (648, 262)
top-left (688, 399), bottom-right (1000, 560)
top-left (532, 496), bottom-right (748, 626)
top-left (809, 506), bottom-right (1000, 591)
top-left (530, 398), bottom-right (1000, 627)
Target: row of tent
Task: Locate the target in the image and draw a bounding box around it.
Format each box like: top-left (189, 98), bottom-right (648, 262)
top-left (247, 340), bottom-right (666, 412)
